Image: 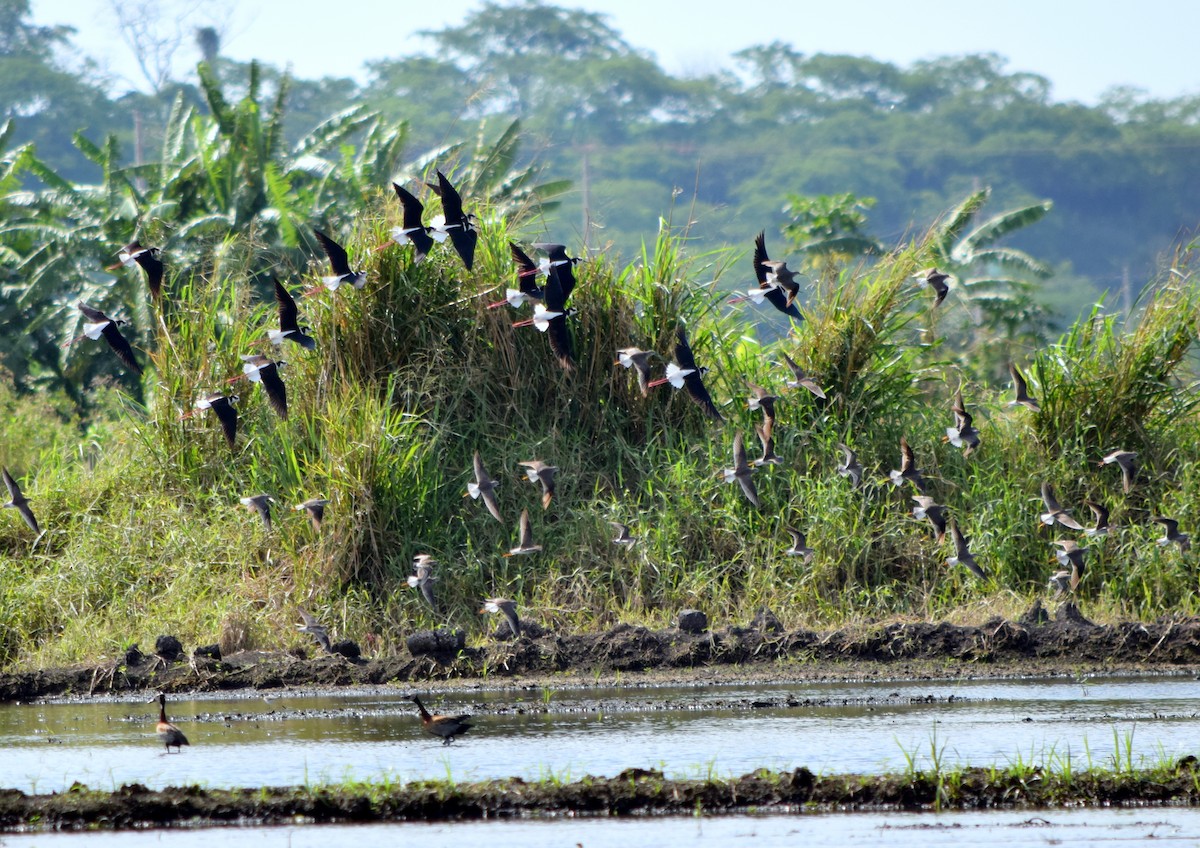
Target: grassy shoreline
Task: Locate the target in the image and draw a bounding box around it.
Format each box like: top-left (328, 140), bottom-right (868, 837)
top-left (5, 760), bottom-right (1200, 831)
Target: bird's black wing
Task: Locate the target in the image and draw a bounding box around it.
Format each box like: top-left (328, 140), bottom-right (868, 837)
top-left (538, 244), bottom-right (577, 303)
top-left (435, 170), bottom-right (466, 223)
top-left (101, 323), bottom-right (142, 374)
top-left (77, 301), bottom-right (109, 323)
top-left (258, 364), bottom-right (288, 419)
top-left (547, 314), bottom-right (575, 372)
top-left (752, 231), bottom-right (770, 285)
top-left (134, 248), bottom-right (164, 299)
top-left (392, 183), bottom-right (434, 263)
top-left (684, 370), bottom-right (723, 422)
top-left (274, 278), bottom-right (301, 334)
top-left (674, 327), bottom-right (698, 372)
top-left (448, 226), bottom-right (478, 271)
top-left (211, 397), bottom-right (238, 449)
top-left (313, 229), bottom-right (352, 277)
top-left (762, 284), bottom-right (803, 319)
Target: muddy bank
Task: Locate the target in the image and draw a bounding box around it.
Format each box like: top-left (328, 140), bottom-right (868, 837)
top-left (3, 764), bottom-right (1200, 831)
top-left (4, 602), bottom-right (1200, 703)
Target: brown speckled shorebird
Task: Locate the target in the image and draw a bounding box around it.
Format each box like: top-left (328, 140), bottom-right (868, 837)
top-left (1049, 539), bottom-right (1088, 596)
top-left (1099, 450), bottom-right (1137, 493)
top-left (888, 436), bottom-right (927, 493)
top-left (240, 494), bottom-right (276, 532)
top-left (1008, 363), bottom-right (1041, 412)
top-left (721, 431), bottom-right (760, 508)
top-left (836, 443), bottom-right (864, 488)
top-left (518, 460), bottom-right (557, 509)
top-left (780, 352), bottom-right (826, 399)
top-left (1040, 482), bottom-right (1084, 531)
top-left (294, 498), bottom-right (329, 532)
top-left (1153, 516), bottom-right (1191, 552)
top-left (2, 467), bottom-right (40, 537)
top-left (944, 387), bottom-right (980, 455)
top-left (946, 520), bottom-right (987, 580)
top-left (609, 521), bottom-right (637, 547)
top-left (784, 526), bottom-right (814, 562)
top-left (467, 451), bottom-right (503, 522)
top-left (408, 554), bottom-right (437, 609)
top-left (480, 597), bottom-right (522, 638)
top-left (504, 509), bottom-right (542, 556)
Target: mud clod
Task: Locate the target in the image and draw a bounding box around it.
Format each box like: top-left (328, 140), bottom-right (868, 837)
top-left (677, 609), bottom-right (708, 634)
top-left (154, 636), bottom-right (183, 662)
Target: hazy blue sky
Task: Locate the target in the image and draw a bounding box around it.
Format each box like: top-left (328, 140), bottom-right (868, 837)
top-left (30, 0), bottom-right (1200, 104)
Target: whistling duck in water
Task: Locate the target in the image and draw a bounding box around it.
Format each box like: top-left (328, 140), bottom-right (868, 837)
top-left (153, 693), bottom-right (189, 753)
top-left (404, 694), bottom-right (473, 745)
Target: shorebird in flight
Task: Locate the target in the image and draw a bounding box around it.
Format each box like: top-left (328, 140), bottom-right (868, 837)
top-left (466, 451), bottom-right (503, 522)
top-left (721, 431), bottom-right (760, 508)
top-left (294, 498), bottom-right (329, 532)
top-left (313, 229), bottom-right (366, 291)
top-left (408, 554), bottom-right (437, 609)
top-left (296, 608), bottom-right (333, 653)
top-left (1008, 363), bottom-right (1041, 411)
top-left (387, 182), bottom-right (434, 264)
top-left (1039, 482), bottom-right (1084, 530)
top-left (489, 242), bottom-right (546, 309)
top-left (518, 460), bottom-right (557, 509)
top-left (111, 241), bottom-right (164, 299)
top-left (240, 494), bottom-right (276, 532)
top-left (836, 443), bottom-right (864, 488)
top-left (615, 347), bottom-right (657, 396)
top-left (912, 496), bottom-right (949, 544)
top-left (784, 526), bottom-right (814, 562)
top-left (235, 354), bottom-right (288, 419)
top-left (268, 279), bottom-right (316, 350)
top-left (916, 268), bottom-right (950, 307)
top-left (1153, 516), bottom-right (1191, 552)
top-left (945, 387), bottom-right (980, 455)
top-left (779, 353), bottom-right (826, 399)
top-left (1099, 450), bottom-right (1137, 493)
top-left (65, 302), bottom-right (142, 374)
top-left (480, 597), bottom-right (522, 638)
top-left (428, 170), bottom-right (477, 270)
top-left (505, 509), bottom-right (542, 556)
top-left (647, 327), bottom-right (724, 422)
top-left (888, 436), bottom-right (927, 493)
top-left (946, 520), bottom-right (986, 580)
top-left (2, 467), bottom-right (40, 537)
top-left (511, 265), bottom-right (575, 371)
top-left (609, 521), bottom-right (638, 547)
top-left (190, 392), bottom-right (239, 450)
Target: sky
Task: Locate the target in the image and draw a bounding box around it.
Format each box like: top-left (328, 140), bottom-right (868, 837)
top-left (29, 0), bottom-right (1200, 105)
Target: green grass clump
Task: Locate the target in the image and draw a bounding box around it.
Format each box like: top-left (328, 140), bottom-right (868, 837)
top-left (1, 195), bottom-right (1199, 669)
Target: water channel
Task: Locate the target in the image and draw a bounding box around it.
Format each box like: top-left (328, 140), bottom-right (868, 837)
top-left (2, 674), bottom-right (1199, 795)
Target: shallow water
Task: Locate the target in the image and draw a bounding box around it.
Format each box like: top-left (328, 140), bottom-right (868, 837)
top-left (7, 808), bottom-right (1200, 848)
top-left (2, 675), bottom-right (1199, 794)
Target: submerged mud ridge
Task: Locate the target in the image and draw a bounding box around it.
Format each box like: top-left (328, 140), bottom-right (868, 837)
top-left (5, 602), bottom-right (1200, 703)
top-left (5, 764), bottom-right (1200, 831)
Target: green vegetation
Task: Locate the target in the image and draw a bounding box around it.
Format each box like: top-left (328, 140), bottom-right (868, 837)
top-left (2, 3), bottom-right (1200, 672)
top-left (6, 757), bottom-right (1200, 829)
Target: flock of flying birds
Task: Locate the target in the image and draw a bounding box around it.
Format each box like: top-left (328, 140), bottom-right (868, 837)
top-left (1, 169), bottom-right (1192, 665)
